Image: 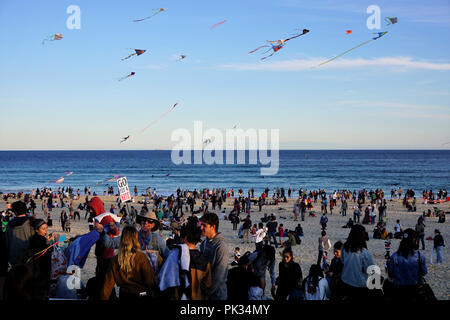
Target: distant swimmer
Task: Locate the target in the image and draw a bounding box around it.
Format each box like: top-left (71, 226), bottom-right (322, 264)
top-left (120, 135), bottom-right (130, 143)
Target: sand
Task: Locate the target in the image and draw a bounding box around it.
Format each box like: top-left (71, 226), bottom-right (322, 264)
top-left (1, 195), bottom-right (449, 300)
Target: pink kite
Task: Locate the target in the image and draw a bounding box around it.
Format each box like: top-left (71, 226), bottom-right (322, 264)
top-left (210, 20), bottom-right (227, 30)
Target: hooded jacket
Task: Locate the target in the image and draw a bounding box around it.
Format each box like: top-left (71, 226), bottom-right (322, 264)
top-left (200, 232), bottom-right (229, 300)
top-left (89, 197), bottom-right (119, 260)
top-left (6, 216), bottom-right (35, 265)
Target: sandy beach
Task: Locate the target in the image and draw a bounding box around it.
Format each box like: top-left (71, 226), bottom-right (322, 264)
top-left (1, 194), bottom-right (448, 300)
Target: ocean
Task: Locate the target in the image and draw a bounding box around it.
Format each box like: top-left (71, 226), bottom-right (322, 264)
top-left (0, 150), bottom-right (449, 195)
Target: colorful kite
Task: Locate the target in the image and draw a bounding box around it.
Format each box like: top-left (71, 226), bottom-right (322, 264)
top-left (120, 135), bottom-right (130, 143)
top-left (210, 20), bottom-right (227, 30)
top-left (385, 17), bottom-right (398, 25)
top-left (50, 177), bottom-right (65, 184)
top-left (96, 174), bottom-right (124, 185)
top-left (118, 72), bottom-right (135, 82)
top-left (140, 103), bottom-right (179, 133)
top-left (133, 8), bottom-right (166, 22)
top-left (42, 33), bottom-right (63, 45)
top-left (315, 31), bottom-right (388, 68)
top-left (64, 171), bottom-right (73, 176)
top-left (346, 30), bottom-right (352, 35)
top-left (122, 49), bottom-right (146, 61)
top-left (249, 29), bottom-right (310, 60)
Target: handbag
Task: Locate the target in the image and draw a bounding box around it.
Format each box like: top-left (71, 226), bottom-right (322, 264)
top-left (417, 252), bottom-right (437, 300)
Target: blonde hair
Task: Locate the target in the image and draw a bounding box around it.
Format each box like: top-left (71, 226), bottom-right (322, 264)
top-left (117, 226), bottom-right (140, 275)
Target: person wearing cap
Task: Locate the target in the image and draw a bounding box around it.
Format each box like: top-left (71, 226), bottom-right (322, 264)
top-left (5, 201), bottom-right (35, 266)
top-left (29, 219), bottom-right (59, 300)
top-left (99, 209), bottom-right (169, 261)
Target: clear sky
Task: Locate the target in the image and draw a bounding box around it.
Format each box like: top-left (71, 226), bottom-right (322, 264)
top-left (0, 0), bottom-right (449, 150)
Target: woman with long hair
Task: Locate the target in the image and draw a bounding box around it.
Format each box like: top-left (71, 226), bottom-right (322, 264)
top-left (100, 226), bottom-right (155, 300)
top-left (387, 228), bottom-right (428, 300)
top-left (340, 224), bottom-right (375, 300)
top-left (275, 247), bottom-right (303, 301)
top-left (302, 263), bottom-right (330, 300)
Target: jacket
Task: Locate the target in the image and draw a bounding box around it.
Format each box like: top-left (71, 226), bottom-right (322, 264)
top-left (276, 260), bottom-right (302, 300)
top-left (100, 251), bottom-right (155, 299)
top-left (340, 248), bottom-right (374, 288)
top-left (189, 249), bottom-right (212, 300)
top-left (388, 251), bottom-right (427, 286)
top-left (6, 216), bottom-right (35, 265)
top-left (200, 232), bottom-right (229, 300)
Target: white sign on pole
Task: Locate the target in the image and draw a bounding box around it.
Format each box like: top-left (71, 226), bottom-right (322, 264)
top-left (117, 176), bottom-right (132, 202)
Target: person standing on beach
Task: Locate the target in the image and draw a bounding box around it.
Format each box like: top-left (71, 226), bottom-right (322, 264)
top-left (340, 225), bottom-right (374, 300)
top-left (266, 215), bottom-right (278, 248)
top-left (415, 217), bottom-right (426, 250)
top-left (255, 223), bottom-right (268, 251)
top-left (100, 226), bottom-right (156, 300)
top-left (387, 229), bottom-right (428, 300)
top-left (199, 212), bottom-right (229, 300)
top-left (318, 231), bottom-right (331, 267)
top-left (431, 229), bottom-right (444, 264)
top-left (275, 247), bottom-right (303, 301)
top-left (242, 215), bottom-right (252, 244)
top-left (341, 200), bottom-right (347, 216)
top-left (5, 201), bottom-right (35, 266)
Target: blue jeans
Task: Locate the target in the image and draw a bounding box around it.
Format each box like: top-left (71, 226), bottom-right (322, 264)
top-left (268, 232), bottom-right (278, 248)
top-left (436, 246), bottom-right (443, 263)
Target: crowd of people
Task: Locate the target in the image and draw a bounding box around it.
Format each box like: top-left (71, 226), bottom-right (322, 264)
top-left (0, 184), bottom-right (447, 301)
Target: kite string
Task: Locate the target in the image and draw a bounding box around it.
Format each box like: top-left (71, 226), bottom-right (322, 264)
top-left (317, 39), bottom-right (373, 67)
top-left (139, 104), bottom-right (178, 134)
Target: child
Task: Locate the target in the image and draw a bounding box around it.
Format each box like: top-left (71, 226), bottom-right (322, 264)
top-left (231, 247), bottom-right (241, 266)
top-left (384, 232), bottom-right (393, 259)
top-left (278, 224), bottom-right (285, 247)
top-left (251, 224), bottom-right (257, 239)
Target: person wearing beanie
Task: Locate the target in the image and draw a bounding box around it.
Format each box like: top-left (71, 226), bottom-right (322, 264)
top-left (29, 219), bottom-right (59, 300)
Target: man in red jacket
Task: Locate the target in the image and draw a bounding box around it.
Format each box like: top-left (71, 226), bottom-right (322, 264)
top-left (87, 196), bottom-right (120, 300)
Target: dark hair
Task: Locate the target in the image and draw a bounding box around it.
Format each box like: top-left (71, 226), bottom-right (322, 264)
top-left (343, 224), bottom-right (368, 252)
top-left (262, 244), bottom-right (276, 263)
top-left (282, 247), bottom-right (293, 258)
top-left (321, 231), bottom-right (326, 237)
top-left (11, 201), bottom-right (27, 216)
top-left (235, 247), bottom-right (240, 251)
top-left (306, 264), bottom-right (324, 295)
top-left (333, 241), bottom-right (343, 250)
top-left (396, 228), bottom-right (418, 258)
top-left (180, 222), bottom-right (202, 244)
top-left (200, 212), bottom-right (219, 231)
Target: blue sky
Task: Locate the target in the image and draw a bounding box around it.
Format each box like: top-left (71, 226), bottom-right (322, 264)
top-left (0, 0), bottom-right (449, 150)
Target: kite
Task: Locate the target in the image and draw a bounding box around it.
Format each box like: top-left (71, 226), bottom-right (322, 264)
top-left (346, 30), bottom-right (352, 35)
top-left (385, 17), bottom-right (398, 25)
top-left (133, 8), bottom-right (166, 22)
top-left (96, 174), bottom-right (124, 185)
top-left (210, 20), bottom-right (227, 30)
top-left (50, 177), bottom-right (65, 184)
top-left (118, 72), bottom-right (135, 82)
top-left (203, 137), bottom-right (214, 146)
top-left (64, 171), bottom-right (73, 176)
top-left (64, 230), bottom-right (100, 268)
top-left (232, 124), bottom-right (238, 129)
top-left (176, 55), bottom-right (187, 61)
top-left (120, 135), bottom-right (130, 143)
top-left (315, 31), bottom-right (388, 67)
top-left (122, 49), bottom-right (146, 61)
top-left (140, 103), bottom-right (179, 133)
top-left (42, 33), bottom-right (63, 45)
top-left (249, 29), bottom-right (310, 60)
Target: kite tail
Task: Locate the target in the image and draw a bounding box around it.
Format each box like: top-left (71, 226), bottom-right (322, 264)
top-left (121, 53), bottom-right (136, 61)
top-left (248, 45), bottom-right (270, 54)
top-left (261, 51), bottom-right (276, 60)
